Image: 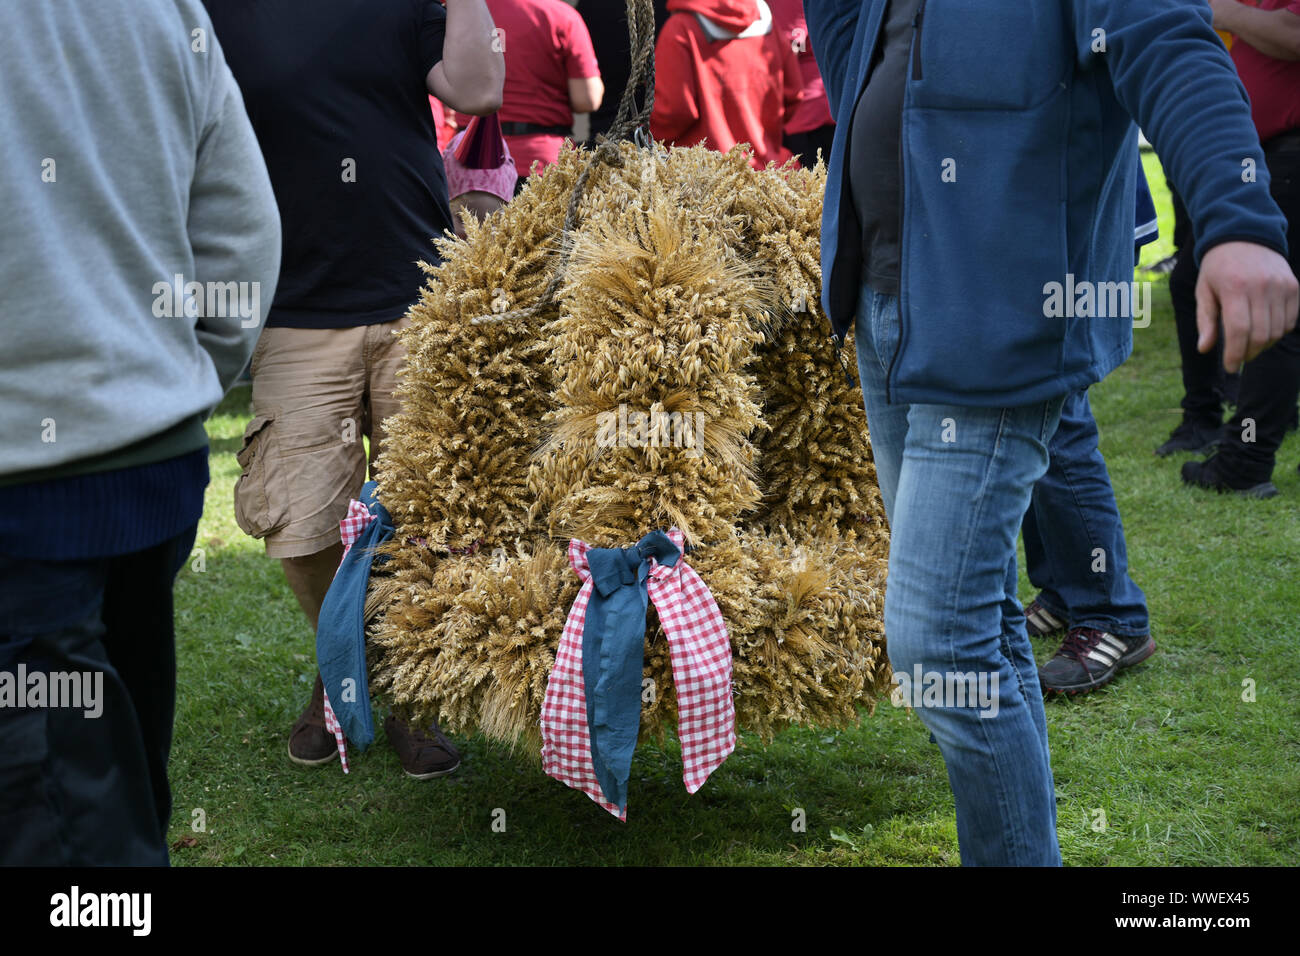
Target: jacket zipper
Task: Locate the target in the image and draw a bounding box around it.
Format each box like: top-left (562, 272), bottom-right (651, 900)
top-left (888, 0), bottom-right (927, 403)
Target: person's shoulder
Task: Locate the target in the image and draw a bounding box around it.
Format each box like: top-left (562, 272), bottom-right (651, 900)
top-left (658, 10), bottom-right (701, 41)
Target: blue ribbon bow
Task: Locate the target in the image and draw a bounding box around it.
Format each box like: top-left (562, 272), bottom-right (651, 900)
top-left (316, 481), bottom-right (392, 751)
top-left (582, 529), bottom-right (681, 813)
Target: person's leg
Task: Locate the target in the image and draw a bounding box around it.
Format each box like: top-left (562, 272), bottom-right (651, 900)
top-left (250, 325), bottom-right (367, 593)
top-left (1185, 137), bottom-right (1300, 493)
top-left (1170, 183), bottom-right (1191, 254)
top-left (887, 397), bottom-right (1064, 866)
top-left (855, 283), bottom-right (1063, 865)
top-left (99, 525), bottom-right (197, 840)
top-left (363, 315), bottom-right (411, 475)
top-left (0, 549), bottom-right (171, 865)
top-left (245, 325), bottom-right (369, 763)
top-left (1020, 491), bottom-right (1069, 634)
top-left (1026, 389), bottom-right (1149, 637)
top-left (998, 552), bottom-right (1052, 800)
top-left (1160, 245), bottom-right (1225, 455)
top-left (281, 544), bottom-right (345, 632)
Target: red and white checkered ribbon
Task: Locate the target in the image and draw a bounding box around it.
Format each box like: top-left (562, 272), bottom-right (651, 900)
top-left (320, 498), bottom-right (373, 774)
top-left (540, 528), bottom-right (736, 819)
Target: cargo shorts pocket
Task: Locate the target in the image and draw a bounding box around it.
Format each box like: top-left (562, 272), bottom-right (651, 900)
top-left (233, 414), bottom-right (290, 538)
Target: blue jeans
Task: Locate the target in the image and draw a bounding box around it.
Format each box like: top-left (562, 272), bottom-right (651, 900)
top-left (855, 284), bottom-right (1064, 866)
top-left (1022, 389), bottom-right (1149, 637)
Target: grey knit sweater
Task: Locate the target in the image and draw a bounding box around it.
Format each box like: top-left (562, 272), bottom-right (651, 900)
top-left (0, 0), bottom-right (281, 478)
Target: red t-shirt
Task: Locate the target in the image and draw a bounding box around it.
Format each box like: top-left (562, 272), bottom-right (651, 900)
top-left (485, 0), bottom-right (600, 175)
top-left (429, 96), bottom-right (457, 151)
top-left (1230, 0), bottom-right (1300, 143)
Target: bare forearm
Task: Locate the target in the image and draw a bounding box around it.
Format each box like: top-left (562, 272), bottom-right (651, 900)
top-left (1213, 2), bottom-right (1300, 60)
top-left (431, 0), bottom-right (504, 115)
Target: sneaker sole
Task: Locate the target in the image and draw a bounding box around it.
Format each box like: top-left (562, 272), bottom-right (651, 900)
top-left (402, 759), bottom-right (461, 780)
top-left (1232, 482), bottom-right (1279, 500)
top-left (1043, 636), bottom-right (1157, 696)
top-left (287, 740), bottom-right (339, 767)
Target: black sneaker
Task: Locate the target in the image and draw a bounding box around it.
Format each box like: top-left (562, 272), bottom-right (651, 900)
top-left (1155, 419), bottom-right (1221, 457)
top-left (1040, 627), bottom-right (1156, 695)
top-left (1024, 599), bottom-right (1067, 638)
top-left (1181, 455), bottom-right (1278, 499)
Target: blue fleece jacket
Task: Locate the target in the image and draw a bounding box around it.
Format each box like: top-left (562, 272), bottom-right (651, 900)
top-left (807, 0), bottom-right (1289, 407)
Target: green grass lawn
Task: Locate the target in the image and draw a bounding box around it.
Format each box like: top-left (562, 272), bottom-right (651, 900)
top-left (168, 153), bottom-right (1300, 866)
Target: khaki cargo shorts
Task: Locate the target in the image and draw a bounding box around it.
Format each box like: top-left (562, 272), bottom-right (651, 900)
top-left (232, 317), bottom-right (408, 559)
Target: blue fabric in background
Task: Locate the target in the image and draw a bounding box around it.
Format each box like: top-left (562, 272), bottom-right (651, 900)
top-left (582, 530), bottom-right (681, 813)
top-left (316, 481), bottom-right (392, 750)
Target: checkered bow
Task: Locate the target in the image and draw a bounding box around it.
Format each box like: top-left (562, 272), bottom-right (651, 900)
top-left (321, 497), bottom-right (373, 774)
top-left (540, 528), bottom-right (736, 819)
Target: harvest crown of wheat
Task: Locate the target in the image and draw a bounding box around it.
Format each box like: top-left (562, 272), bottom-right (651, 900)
top-left (357, 137), bottom-right (892, 771)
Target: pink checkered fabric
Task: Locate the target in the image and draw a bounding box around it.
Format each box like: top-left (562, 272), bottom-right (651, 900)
top-left (338, 499), bottom-right (371, 558)
top-left (322, 688), bottom-right (350, 774)
top-left (322, 497), bottom-right (374, 773)
top-left (540, 529), bottom-right (736, 819)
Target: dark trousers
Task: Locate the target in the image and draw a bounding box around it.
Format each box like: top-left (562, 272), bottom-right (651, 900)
top-left (1023, 389), bottom-right (1149, 637)
top-left (1170, 231), bottom-right (1230, 425)
top-left (784, 123), bottom-right (836, 168)
top-left (0, 525), bottom-right (196, 865)
top-left (1172, 132), bottom-right (1300, 479)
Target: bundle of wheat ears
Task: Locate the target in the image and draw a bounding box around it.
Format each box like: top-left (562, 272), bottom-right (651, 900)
top-left (367, 141), bottom-right (892, 748)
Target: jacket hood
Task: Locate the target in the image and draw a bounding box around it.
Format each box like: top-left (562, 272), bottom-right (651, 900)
top-left (667, 0), bottom-right (761, 34)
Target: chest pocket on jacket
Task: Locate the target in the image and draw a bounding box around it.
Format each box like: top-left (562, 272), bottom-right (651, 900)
top-left (913, 0), bottom-right (1069, 111)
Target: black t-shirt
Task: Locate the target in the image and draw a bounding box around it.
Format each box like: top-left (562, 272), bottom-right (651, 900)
top-left (580, 2), bottom-right (628, 139)
top-left (848, 0), bottom-right (921, 297)
top-left (204, 0), bottom-right (452, 328)
top-left (579, 0), bottom-right (671, 140)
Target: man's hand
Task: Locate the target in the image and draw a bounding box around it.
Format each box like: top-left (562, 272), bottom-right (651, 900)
top-left (428, 0), bottom-right (504, 116)
top-left (1196, 241), bottom-right (1299, 373)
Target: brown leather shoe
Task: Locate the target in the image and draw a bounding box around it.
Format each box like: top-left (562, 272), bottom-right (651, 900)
top-left (288, 674), bottom-right (339, 766)
top-left (385, 713), bottom-right (461, 779)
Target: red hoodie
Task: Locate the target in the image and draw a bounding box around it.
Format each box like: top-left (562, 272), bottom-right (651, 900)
top-left (650, 0), bottom-right (803, 169)
top-left (766, 0), bottom-right (833, 135)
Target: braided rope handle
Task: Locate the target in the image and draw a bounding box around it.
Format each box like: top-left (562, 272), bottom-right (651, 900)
top-left (471, 0), bottom-right (658, 327)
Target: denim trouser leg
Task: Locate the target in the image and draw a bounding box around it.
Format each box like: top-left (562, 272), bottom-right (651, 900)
top-left (998, 553), bottom-right (1052, 817)
top-left (1022, 388), bottom-right (1149, 637)
top-left (855, 284), bottom-right (1063, 866)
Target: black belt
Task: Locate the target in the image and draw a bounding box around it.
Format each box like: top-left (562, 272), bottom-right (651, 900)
top-left (500, 121), bottom-right (572, 137)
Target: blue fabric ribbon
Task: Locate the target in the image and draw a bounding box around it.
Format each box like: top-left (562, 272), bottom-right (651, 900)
top-left (316, 480), bottom-right (392, 751)
top-left (582, 529), bottom-right (681, 814)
